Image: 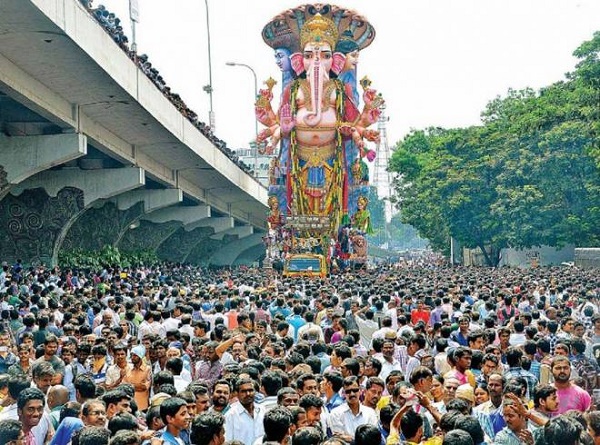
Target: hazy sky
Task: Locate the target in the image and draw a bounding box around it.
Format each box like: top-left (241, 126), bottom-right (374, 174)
top-left (98, 0), bottom-right (600, 150)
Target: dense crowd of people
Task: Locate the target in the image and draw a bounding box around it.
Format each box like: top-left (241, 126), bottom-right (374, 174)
top-left (19, 3), bottom-right (598, 445)
top-left (77, 0), bottom-right (255, 176)
top-left (0, 259), bottom-right (598, 445)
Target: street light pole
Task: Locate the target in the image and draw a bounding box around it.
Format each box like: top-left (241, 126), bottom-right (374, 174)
top-left (225, 62), bottom-right (258, 138)
top-left (129, 0), bottom-right (139, 53)
top-left (203, 0), bottom-right (215, 132)
top-left (226, 62), bottom-right (259, 177)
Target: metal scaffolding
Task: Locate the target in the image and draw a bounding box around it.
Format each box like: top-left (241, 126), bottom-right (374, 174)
top-left (373, 103), bottom-right (395, 223)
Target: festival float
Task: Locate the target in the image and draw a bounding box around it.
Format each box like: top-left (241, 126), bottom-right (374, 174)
top-left (256, 4), bottom-right (383, 275)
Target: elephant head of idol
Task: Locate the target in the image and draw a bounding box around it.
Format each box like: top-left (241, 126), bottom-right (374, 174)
top-left (289, 14), bottom-right (344, 127)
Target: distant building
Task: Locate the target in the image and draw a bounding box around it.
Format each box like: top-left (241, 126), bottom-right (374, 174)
top-left (463, 245), bottom-right (575, 267)
top-left (235, 146), bottom-right (271, 187)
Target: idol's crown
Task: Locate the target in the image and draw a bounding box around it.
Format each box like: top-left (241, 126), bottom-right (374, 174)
top-left (300, 13), bottom-right (338, 50)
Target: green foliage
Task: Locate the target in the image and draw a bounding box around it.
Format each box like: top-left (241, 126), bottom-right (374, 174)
top-left (59, 246), bottom-right (158, 270)
top-left (387, 214), bottom-right (429, 251)
top-left (571, 30), bottom-right (600, 168)
top-left (364, 185), bottom-right (385, 233)
top-left (389, 32), bottom-right (600, 266)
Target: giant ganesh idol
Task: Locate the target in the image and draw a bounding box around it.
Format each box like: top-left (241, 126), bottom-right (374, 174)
top-left (257, 4), bottom-right (383, 265)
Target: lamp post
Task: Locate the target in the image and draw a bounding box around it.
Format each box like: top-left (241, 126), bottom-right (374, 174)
top-left (226, 62), bottom-right (259, 177)
top-left (203, 0), bottom-right (215, 132)
top-left (129, 0), bottom-right (139, 53)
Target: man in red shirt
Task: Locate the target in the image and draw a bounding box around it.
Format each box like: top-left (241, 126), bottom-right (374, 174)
top-left (411, 301), bottom-right (430, 325)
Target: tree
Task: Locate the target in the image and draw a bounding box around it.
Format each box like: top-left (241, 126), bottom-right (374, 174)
top-left (485, 81), bottom-right (600, 249)
top-left (387, 214), bottom-right (428, 250)
top-left (389, 31), bottom-right (600, 265)
top-left (570, 31), bottom-right (600, 171)
top-left (390, 126), bottom-right (505, 265)
top-left (365, 185), bottom-right (385, 235)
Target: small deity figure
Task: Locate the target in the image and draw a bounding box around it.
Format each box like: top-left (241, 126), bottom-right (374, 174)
top-left (351, 158), bottom-right (369, 186)
top-left (274, 47), bottom-right (294, 88)
top-left (351, 195), bottom-right (373, 235)
top-left (350, 231), bottom-right (368, 260)
top-left (266, 195), bottom-right (286, 260)
top-left (269, 157), bottom-right (279, 186)
top-left (335, 29), bottom-right (360, 105)
top-left (267, 195), bottom-right (285, 231)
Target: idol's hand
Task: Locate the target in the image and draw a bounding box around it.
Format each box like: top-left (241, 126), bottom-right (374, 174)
top-left (257, 128), bottom-right (272, 143)
top-left (255, 107), bottom-right (273, 127)
top-left (279, 103), bottom-right (294, 134)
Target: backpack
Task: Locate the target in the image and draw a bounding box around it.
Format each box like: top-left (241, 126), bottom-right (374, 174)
top-left (573, 356), bottom-right (599, 393)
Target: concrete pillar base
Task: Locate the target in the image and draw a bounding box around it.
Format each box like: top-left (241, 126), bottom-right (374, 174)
top-left (210, 233), bottom-right (265, 266)
top-left (157, 226), bottom-right (215, 263)
top-left (7, 167), bottom-right (144, 265)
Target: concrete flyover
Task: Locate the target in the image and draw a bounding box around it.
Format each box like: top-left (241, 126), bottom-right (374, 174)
top-left (0, 0), bottom-right (268, 266)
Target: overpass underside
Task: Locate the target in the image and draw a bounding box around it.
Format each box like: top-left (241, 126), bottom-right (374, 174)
top-left (0, 0), bottom-right (268, 267)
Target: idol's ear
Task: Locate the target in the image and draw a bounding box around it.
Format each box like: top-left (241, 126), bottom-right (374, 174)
top-left (331, 52), bottom-right (346, 75)
top-left (290, 52), bottom-right (304, 76)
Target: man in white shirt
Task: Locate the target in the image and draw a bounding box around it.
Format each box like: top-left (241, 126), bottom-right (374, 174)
top-left (224, 378), bottom-right (264, 444)
top-left (166, 357), bottom-right (189, 393)
top-left (354, 309), bottom-right (379, 350)
top-left (509, 320), bottom-right (527, 346)
top-left (93, 312), bottom-right (116, 336)
top-left (0, 375), bottom-right (31, 423)
top-left (386, 300), bottom-right (399, 330)
top-left (161, 308), bottom-right (180, 333)
top-left (138, 311), bottom-right (158, 340)
top-left (179, 315), bottom-right (195, 339)
top-left (371, 317), bottom-right (396, 348)
top-left (297, 312), bottom-right (325, 343)
top-left (376, 338), bottom-right (403, 382)
top-left (328, 376), bottom-right (378, 443)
